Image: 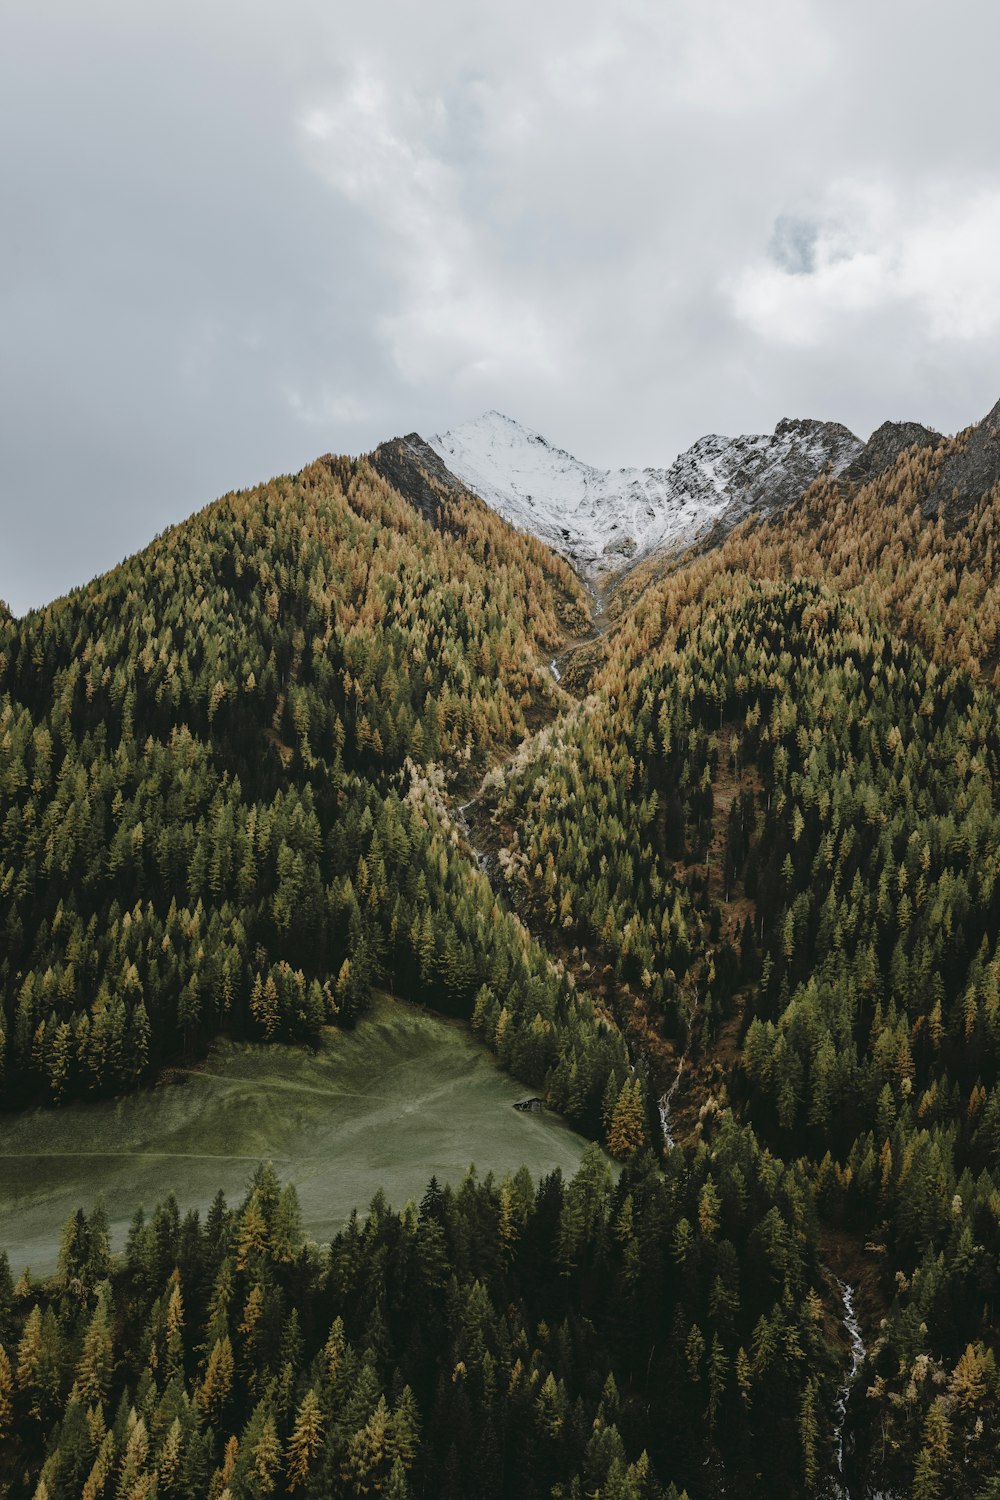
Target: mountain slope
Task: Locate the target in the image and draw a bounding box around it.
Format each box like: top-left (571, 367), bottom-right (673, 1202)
top-left (429, 409), bottom-right (861, 584)
top-left (7, 394), bottom-right (1000, 1500)
top-left (603, 393), bottom-right (1000, 688)
top-left (490, 567), bottom-right (1000, 1499)
top-left (0, 453), bottom-right (631, 1127)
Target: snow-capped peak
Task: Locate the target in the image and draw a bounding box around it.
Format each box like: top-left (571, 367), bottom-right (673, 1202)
top-left (428, 410), bottom-right (861, 584)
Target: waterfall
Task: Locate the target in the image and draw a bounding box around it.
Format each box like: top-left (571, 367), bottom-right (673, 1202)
top-left (455, 796), bottom-right (492, 878)
top-left (658, 991), bottom-right (701, 1149)
top-left (658, 1052), bottom-right (686, 1148)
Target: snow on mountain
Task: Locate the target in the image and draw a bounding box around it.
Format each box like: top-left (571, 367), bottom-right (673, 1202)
top-left (429, 410), bottom-right (862, 585)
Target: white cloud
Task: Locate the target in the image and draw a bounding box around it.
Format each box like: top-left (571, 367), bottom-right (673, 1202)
top-left (5, 0), bottom-right (1000, 609)
top-left (299, 68), bottom-right (559, 391)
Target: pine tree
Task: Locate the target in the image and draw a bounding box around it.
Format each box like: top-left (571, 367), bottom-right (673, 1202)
top-left (800, 1376), bottom-right (819, 1490)
top-left (76, 1290), bottom-right (113, 1405)
top-left (16, 1304), bottom-right (46, 1420)
top-left (286, 1387), bottom-right (324, 1490)
top-left (707, 1334), bottom-right (728, 1432)
top-left (197, 1335), bottom-right (234, 1423)
top-left (385, 1456), bottom-right (411, 1500)
top-left (158, 1417), bottom-right (184, 1494)
top-left (323, 1316), bottom-right (347, 1386)
top-left (686, 1324), bottom-right (705, 1384)
top-left (735, 1345), bottom-right (752, 1408)
top-left (57, 1207), bottom-right (89, 1289)
top-left (913, 1402), bottom-right (951, 1500)
top-left (117, 1409), bottom-right (151, 1500)
top-left (271, 1184), bottom-right (302, 1263)
top-left (88, 1202), bottom-right (112, 1283)
top-left (82, 1431), bottom-right (115, 1500)
top-left (390, 1385), bottom-right (421, 1470)
top-left (250, 1413), bottom-right (283, 1496)
top-left (345, 1393), bottom-right (392, 1493)
top-left (235, 1195), bottom-right (268, 1271)
top-left (608, 1078), bottom-right (646, 1158)
top-left (698, 1178), bottom-right (721, 1240)
top-left (0, 1341), bottom-right (12, 1438)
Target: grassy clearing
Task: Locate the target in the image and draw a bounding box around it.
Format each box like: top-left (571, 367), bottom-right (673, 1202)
top-left (0, 995), bottom-right (590, 1274)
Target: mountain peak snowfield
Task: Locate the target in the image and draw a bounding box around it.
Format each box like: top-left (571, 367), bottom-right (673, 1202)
top-left (429, 410), bottom-right (862, 584)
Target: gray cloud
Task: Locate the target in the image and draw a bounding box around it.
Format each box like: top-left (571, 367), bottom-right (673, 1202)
top-left (769, 217), bottom-right (819, 276)
top-left (2, 0), bottom-right (1000, 613)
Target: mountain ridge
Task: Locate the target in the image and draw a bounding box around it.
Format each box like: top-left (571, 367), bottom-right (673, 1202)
top-left (429, 408), bottom-right (862, 584)
top-left (923, 392), bottom-right (1000, 522)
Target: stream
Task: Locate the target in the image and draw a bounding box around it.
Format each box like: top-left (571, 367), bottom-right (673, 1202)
top-left (827, 1273), bottom-right (867, 1498)
top-left (455, 795), bottom-right (492, 879)
top-left (457, 770), bottom-right (874, 1500)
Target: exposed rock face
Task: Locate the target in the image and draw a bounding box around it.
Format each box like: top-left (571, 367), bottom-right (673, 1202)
top-left (842, 420), bottom-right (943, 485)
top-left (715, 417), bottom-right (862, 527)
top-left (923, 396), bottom-right (1000, 523)
top-left (427, 411), bottom-right (861, 585)
top-left (369, 432), bottom-right (470, 531)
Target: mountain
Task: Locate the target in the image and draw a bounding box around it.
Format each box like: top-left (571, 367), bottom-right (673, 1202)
top-left (429, 408), bottom-right (862, 584)
top-left (7, 394), bottom-right (1000, 1500)
top-left (841, 417), bottom-right (942, 485)
top-left (0, 452), bottom-right (618, 1118)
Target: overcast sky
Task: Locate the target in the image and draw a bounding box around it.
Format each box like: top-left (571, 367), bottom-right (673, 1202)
top-left (3, 0), bottom-right (1000, 614)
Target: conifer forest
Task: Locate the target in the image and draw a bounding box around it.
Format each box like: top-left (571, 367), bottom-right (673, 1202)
top-left (5, 405), bottom-right (1000, 1499)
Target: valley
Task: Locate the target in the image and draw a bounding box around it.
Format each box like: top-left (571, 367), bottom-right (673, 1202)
top-left (3, 396), bottom-right (1000, 1498)
top-left (7, 0), bottom-right (1000, 1483)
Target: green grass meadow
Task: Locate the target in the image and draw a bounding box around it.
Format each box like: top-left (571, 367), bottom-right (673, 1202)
top-left (0, 995), bottom-right (590, 1274)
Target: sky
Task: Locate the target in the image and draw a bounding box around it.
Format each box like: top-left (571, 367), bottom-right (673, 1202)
top-left (3, 0), bottom-right (1000, 615)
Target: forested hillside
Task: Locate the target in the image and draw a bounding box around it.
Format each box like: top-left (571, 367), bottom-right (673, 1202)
top-left (5, 399), bottom-right (1000, 1497)
top-left (0, 452), bottom-right (633, 1134)
top-left (492, 577), bottom-right (1000, 1494)
top-left (611, 397), bottom-right (1000, 682)
top-left (473, 398), bottom-right (1000, 1496)
top-left (0, 1131), bottom-right (836, 1500)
